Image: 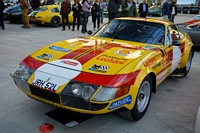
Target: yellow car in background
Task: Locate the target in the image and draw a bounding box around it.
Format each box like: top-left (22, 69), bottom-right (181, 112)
top-left (29, 5), bottom-right (81, 27)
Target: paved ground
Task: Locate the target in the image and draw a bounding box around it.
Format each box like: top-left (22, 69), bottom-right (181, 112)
top-left (0, 14), bottom-right (200, 133)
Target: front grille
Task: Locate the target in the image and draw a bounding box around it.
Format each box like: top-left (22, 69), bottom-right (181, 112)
top-left (29, 85), bottom-right (60, 104)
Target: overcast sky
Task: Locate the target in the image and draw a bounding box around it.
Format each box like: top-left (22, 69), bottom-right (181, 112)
top-left (177, 0), bottom-right (196, 4)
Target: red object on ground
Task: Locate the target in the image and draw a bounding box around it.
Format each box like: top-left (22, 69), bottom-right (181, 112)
top-left (185, 20), bottom-right (200, 24)
top-left (39, 123), bottom-right (54, 133)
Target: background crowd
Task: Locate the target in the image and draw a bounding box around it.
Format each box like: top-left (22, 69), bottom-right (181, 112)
top-left (0, 0), bottom-right (178, 31)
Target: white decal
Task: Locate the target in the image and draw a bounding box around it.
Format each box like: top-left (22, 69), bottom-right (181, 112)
top-left (32, 59), bottom-right (82, 91)
top-left (157, 70), bottom-right (167, 84)
top-left (171, 46), bottom-right (181, 73)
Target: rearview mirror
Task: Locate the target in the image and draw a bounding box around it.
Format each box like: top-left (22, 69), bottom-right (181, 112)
top-left (172, 40), bottom-right (180, 46)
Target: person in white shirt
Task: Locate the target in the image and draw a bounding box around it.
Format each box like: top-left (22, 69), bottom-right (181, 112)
top-left (169, 2), bottom-right (177, 23)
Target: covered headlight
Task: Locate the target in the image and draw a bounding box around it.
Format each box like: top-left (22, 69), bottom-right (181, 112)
top-left (11, 65), bottom-right (35, 81)
top-left (93, 87), bottom-right (130, 102)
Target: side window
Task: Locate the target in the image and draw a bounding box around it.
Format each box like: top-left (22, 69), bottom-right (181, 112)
top-left (51, 8), bottom-right (59, 13)
top-left (166, 27), bottom-right (172, 45)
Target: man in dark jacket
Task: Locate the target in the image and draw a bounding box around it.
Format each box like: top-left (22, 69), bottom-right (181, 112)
top-left (138, 0), bottom-right (148, 18)
top-left (120, 0), bottom-right (137, 17)
top-left (60, 0), bottom-right (71, 31)
top-left (30, 0), bottom-right (41, 10)
top-left (71, 0), bottom-right (82, 31)
top-left (162, 0), bottom-right (171, 21)
top-left (0, 0), bottom-right (5, 29)
top-left (107, 0), bottom-right (122, 20)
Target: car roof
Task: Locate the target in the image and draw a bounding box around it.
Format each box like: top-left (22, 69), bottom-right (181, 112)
top-left (39, 5), bottom-right (60, 9)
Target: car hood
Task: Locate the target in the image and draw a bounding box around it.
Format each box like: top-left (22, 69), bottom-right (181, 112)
top-left (3, 4), bottom-right (21, 13)
top-left (22, 37), bottom-right (156, 76)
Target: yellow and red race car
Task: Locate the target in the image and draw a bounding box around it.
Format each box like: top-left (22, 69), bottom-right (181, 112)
top-left (28, 5), bottom-right (81, 27)
top-left (10, 18), bottom-right (194, 121)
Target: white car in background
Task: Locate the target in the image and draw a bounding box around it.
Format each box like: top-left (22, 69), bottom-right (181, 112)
top-left (194, 15), bottom-right (200, 20)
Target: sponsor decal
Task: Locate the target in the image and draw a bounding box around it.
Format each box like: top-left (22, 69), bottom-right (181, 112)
top-left (88, 64), bottom-right (110, 73)
top-left (96, 55), bottom-right (128, 64)
top-left (143, 44), bottom-right (155, 50)
top-left (143, 57), bottom-right (156, 67)
top-left (49, 46), bottom-right (71, 52)
top-left (152, 62), bottom-right (161, 69)
top-left (157, 70), bottom-right (167, 84)
top-left (108, 95), bottom-right (132, 110)
top-left (37, 53), bottom-right (54, 60)
top-left (116, 49), bottom-right (131, 56)
top-left (60, 60), bottom-right (78, 66)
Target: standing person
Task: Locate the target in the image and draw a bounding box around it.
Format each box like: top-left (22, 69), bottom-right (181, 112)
top-left (0, 0), bottom-right (5, 30)
top-left (99, 0), bottom-right (106, 24)
top-left (60, 0), bottom-right (71, 31)
top-left (138, 0), bottom-right (148, 18)
top-left (107, 0), bottom-right (122, 21)
top-left (20, 0), bottom-right (30, 29)
top-left (81, 0), bottom-right (91, 33)
top-left (169, 2), bottom-right (177, 23)
top-left (30, 0), bottom-right (41, 10)
top-left (72, 0), bottom-right (82, 31)
top-left (92, 0), bottom-right (100, 31)
top-left (120, 0), bottom-right (137, 17)
top-left (162, 0), bottom-right (171, 21)
top-left (42, 0), bottom-right (50, 5)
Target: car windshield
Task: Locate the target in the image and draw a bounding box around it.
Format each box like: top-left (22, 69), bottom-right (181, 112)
top-left (96, 20), bottom-right (165, 45)
top-left (35, 7), bottom-right (48, 12)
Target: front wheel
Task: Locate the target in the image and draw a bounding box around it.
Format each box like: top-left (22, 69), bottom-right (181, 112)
top-left (118, 75), bottom-right (152, 121)
top-left (181, 49), bottom-right (193, 76)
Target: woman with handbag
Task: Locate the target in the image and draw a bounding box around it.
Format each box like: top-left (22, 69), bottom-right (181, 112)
top-left (91, 0), bottom-right (100, 31)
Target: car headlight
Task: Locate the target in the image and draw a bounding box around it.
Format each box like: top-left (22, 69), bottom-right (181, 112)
top-left (92, 86), bottom-right (130, 102)
top-left (71, 83), bottom-right (82, 96)
top-left (82, 85), bottom-right (95, 101)
top-left (11, 65), bottom-right (35, 81)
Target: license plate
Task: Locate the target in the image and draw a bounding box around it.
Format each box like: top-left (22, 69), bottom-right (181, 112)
top-left (32, 79), bottom-right (59, 91)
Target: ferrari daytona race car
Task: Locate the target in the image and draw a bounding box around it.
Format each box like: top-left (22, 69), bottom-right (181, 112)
top-left (10, 17), bottom-right (194, 121)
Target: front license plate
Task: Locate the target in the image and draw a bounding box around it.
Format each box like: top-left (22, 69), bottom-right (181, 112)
top-left (32, 79), bottom-right (59, 91)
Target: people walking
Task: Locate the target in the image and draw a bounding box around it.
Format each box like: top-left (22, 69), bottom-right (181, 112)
top-left (0, 0), bottom-right (5, 30)
top-left (72, 0), bottom-right (82, 31)
top-left (20, 0), bottom-right (30, 29)
top-left (120, 0), bottom-right (137, 17)
top-left (162, 0), bottom-right (171, 21)
top-left (92, 0), bottom-right (100, 31)
top-left (169, 2), bottom-right (177, 23)
top-left (138, 0), bottom-right (148, 18)
top-left (81, 0), bottom-right (91, 33)
top-left (107, 0), bottom-right (122, 21)
top-left (99, 0), bottom-right (106, 24)
top-left (60, 0), bottom-right (71, 31)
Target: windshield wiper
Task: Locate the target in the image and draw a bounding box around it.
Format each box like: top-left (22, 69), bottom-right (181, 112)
top-left (105, 32), bottom-right (122, 40)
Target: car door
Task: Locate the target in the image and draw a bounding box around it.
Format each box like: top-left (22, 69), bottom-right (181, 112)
top-left (164, 24), bottom-right (183, 74)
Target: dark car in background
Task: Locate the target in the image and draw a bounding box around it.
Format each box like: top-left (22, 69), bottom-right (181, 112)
top-left (177, 20), bottom-right (200, 48)
top-left (182, 6), bottom-right (189, 14)
top-left (189, 6), bottom-right (199, 14)
top-left (177, 6), bottom-right (182, 13)
top-left (3, 4), bottom-right (32, 23)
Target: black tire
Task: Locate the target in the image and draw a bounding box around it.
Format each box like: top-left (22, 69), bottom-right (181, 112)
top-left (181, 49), bottom-right (193, 77)
top-left (50, 17), bottom-right (60, 27)
top-left (118, 75), bottom-right (152, 121)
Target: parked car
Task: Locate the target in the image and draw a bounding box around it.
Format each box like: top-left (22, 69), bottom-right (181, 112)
top-left (148, 6), bottom-right (162, 16)
top-left (10, 17), bottom-right (194, 121)
top-left (177, 6), bottom-right (182, 13)
top-left (29, 5), bottom-right (82, 27)
top-left (182, 6), bottom-right (189, 14)
top-left (194, 14), bottom-right (200, 20)
top-left (177, 20), bottom-right (200, 48)
top-left (189, 6), bottom-right (199, 14)
top-left (3, 4), bottom-right (32, 23)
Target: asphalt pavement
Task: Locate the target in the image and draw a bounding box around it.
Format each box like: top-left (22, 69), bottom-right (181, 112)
top-left (0, 14), bottom-right (200, 133)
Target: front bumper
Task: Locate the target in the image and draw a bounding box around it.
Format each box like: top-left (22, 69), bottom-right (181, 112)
top-left (12, 76), bottom-right (135, 114)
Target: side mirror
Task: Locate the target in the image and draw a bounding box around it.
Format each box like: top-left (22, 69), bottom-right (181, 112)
top-left (87, 30), bottom-right (93, 35)
top-left (172, 40), bottom-right (180, 46)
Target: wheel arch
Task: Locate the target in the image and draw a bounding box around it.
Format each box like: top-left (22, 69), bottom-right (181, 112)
top-left (149, 72), bottom-right (157, 93)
